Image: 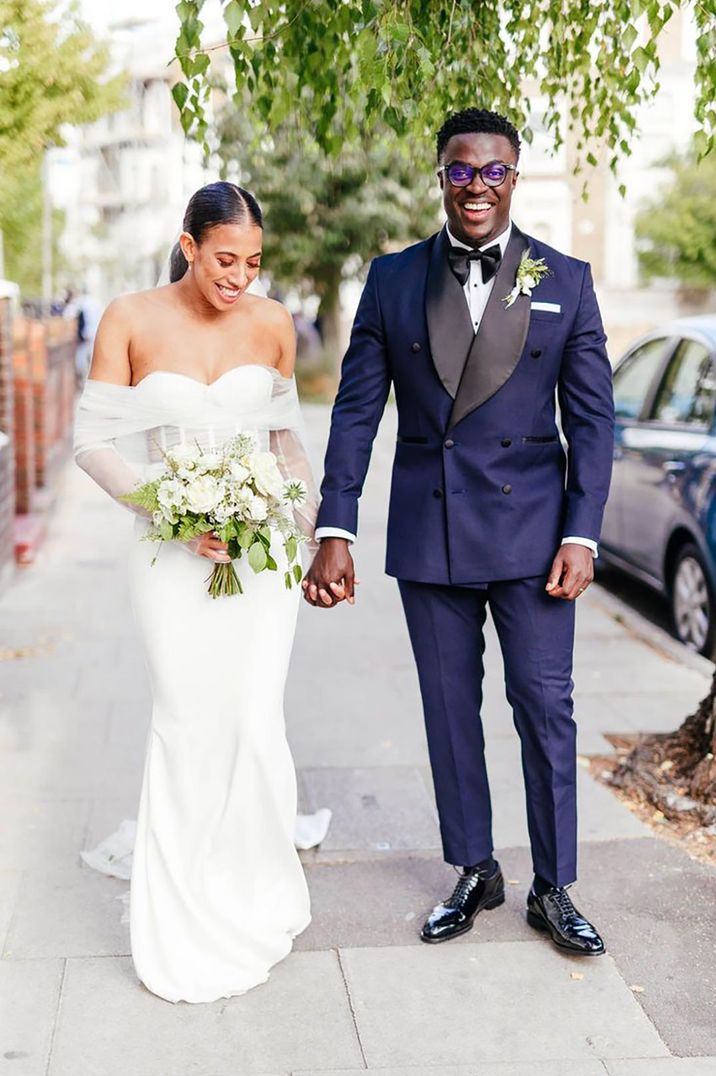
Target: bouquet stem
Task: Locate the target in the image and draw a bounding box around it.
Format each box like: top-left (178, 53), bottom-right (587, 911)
top-left (207, 561), bottom-right (243, 598)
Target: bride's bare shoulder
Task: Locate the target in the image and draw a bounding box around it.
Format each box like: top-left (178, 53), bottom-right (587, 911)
top-left (244, 293), bottom-right (294, 331)
top-left (101, 285), bottom-right (175, 322)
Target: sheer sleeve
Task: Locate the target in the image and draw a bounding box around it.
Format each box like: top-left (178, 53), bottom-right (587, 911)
top-left (270, 427), bottom-right (319, 554)
top-left (74, 441), bottom-right (149, 517)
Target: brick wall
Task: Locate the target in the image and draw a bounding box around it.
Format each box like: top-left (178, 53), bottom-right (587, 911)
top-left (0, 297), bottom-right (16, 591)
top-left (12, 318), bottom-right (37, 514)
top-left (12, 316), bottom-right (76, 510)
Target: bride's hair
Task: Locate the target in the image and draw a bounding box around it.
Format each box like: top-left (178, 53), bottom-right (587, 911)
top-left (169, 181), bottom-right (263, 283)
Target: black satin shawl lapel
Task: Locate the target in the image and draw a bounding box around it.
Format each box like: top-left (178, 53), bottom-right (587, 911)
top-left (448, 226), bottom-right (531, 429)
top-left (424, 227), bottom-right (475, 399)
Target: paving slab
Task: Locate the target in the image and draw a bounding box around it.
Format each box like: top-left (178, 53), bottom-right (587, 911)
top-left (296, 853), bottom-right (536, 951)
top-left (606, 1063), bottom-right (716, 1075)
top-left (0, 741), bottom-right (143, 804)
top-left (576, 838), bottom-right (716, 1057)
top-left (48, 952), bottom-right (362, 1076)
top-left (0, 799), bottom-right (90, 871)
top-left (3, 868), bottom-right (129, 959)
top-left (599, 690), bottom-right (707, 737)
top-left (573, 638), bottom-right (708, 697)
top-left (296, 1064), bottom-right (609, 1076)
top-left (0, 871), bottom-right (21, 953)
top-left (300, 766), bottom-right (440, 853)
top-left (340, 941), bottom-right (669, 1065)
top-left (462, 738), bottom-right (649, 849)
top-left (0, 958), bottom-right (64, 1076)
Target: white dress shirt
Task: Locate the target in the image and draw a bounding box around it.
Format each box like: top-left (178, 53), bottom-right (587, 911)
top-left (316, 223), bottom-right (598, 557)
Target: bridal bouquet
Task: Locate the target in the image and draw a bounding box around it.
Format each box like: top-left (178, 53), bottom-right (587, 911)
top-left (121, 433), bottom-right (308, 598)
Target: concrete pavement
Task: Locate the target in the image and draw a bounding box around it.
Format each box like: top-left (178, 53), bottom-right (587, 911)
top-left (1, 404), bottom-right (714, 1074)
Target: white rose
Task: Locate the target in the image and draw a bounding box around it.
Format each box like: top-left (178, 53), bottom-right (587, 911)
top-left (229, 460), bottom-right (250, 485)
top-left (521, 274), bottom-right (537, 290)
top-left (197, 451), bottom-right (222, 473)
top-left (251, 451), bottom-right (285, 499)
top-left (248, 494), bottom-right (268, 521)
top-left (157, 477), bottom-right (185, 510)
top-left (185, 474), bottom-right (222, 514)
top-left (167, 443), bottom-right (199, 468)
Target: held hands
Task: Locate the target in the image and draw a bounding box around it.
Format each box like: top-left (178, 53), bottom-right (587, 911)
top-left (545, 543), bottom-right (594, 601)
top-left (302, 537), bottom-right (357, 608)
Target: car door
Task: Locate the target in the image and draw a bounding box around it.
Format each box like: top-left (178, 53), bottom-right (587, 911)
top-left (618, 335), bottom-right (716, 580)
top-left (601, 336), bottom-right (673, 554)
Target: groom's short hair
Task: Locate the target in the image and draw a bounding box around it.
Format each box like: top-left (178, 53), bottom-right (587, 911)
top-left (436, 109), bottom-right (521, 162)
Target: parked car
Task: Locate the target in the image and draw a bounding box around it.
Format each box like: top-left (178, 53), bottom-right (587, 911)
top-left (599, 315), bottom-right (716, 657)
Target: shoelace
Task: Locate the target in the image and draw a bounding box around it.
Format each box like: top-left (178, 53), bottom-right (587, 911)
top-left (446, 867), bottom-right (487, 908)
top-left (550, 885), bottom-right (581, 922)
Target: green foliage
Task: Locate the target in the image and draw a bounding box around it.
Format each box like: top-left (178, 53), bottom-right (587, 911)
top-left (0, 0), bottom-right (124, 186)
top-left (635, 141), bottom-right (716, 288)
top-left (0, 163), bottom-right (66, 293)
top-left (0, 0), bottom-right (124, 289)
top-left (217, 105), bottom-right (439, 348)
top-left (173, 1), bottom-right (716, 169)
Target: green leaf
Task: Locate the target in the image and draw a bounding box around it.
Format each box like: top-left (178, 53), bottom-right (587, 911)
top-left (293, 563), bottom-right (303, 584)
top-left (621, 23), bottom-right (638, 52)
top-left (285, 536), bottom-right (298, 563)
top-left (191, 53), bottom-right (210, 77)
top-left (284, 570), bottom-right (293, 590)
top-left (171, 80), bottom-right (189, 111)
top-left (224, 0), bottom-right (244, 37)
top-left (159, 519), bottom-right (174, 541)
top-left (632, 46), bottom-right (649, 74)
top-left (237, 525), bottom-right (254, 550)
top-left (248, 541), bottom-right (268, 573)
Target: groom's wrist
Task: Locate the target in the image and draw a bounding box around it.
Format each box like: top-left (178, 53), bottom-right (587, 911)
top-left (315, 526), bottom-right (356, 544)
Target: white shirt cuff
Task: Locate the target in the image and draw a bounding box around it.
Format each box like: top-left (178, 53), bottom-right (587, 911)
top-left (562, 536), bottom-right (598, 557)
top-left (314, 527), bottom-right (356, 544)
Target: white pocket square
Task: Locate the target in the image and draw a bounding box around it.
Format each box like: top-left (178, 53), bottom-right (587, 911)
top-left (531, 301), bottom-right (561, 313)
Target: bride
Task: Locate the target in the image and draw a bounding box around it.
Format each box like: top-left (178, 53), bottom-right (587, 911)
top-left (74, 181), bottom-right (330, 1004)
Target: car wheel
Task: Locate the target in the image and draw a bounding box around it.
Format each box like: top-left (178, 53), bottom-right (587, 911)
top-left (670, 543), bottom-right (716, 657)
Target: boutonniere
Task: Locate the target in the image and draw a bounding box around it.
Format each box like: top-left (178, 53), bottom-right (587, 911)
top-left (503, 251), bottom-right (551, 308)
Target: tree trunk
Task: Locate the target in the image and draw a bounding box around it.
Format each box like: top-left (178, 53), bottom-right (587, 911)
top-left (316, 284), bottom-right (342, 371)
top-left (608, 669), bottom-right (716, 824)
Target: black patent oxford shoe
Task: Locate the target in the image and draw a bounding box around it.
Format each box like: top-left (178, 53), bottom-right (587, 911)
top-left (421, 862), bottom-right (505, 943)
top-left (526, 885), bottom-right (606, 956)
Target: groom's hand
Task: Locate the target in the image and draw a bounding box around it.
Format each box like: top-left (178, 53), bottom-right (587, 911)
top-left (303, 538), bottom-right (356, 608)
top-left (545, 543), bottom-right (594, 601)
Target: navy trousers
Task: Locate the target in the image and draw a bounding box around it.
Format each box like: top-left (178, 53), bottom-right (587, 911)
top-left (398, 576), bottom-right (578, 887)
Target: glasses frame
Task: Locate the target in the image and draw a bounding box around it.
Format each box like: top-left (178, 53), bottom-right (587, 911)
top-left (437, 159), bottom-right (519, 188)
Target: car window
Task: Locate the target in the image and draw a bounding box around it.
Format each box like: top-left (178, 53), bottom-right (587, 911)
top-left (650, 339), bottom-right (715, 427)
top-left (612, 338), bottom-right (668, 419)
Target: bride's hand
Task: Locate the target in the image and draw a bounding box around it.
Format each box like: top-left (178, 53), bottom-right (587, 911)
top-left (181, 533), bottom-right (231, 562)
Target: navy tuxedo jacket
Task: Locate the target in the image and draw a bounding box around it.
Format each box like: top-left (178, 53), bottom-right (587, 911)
top-left (316, 224), bottom-right (615, 585)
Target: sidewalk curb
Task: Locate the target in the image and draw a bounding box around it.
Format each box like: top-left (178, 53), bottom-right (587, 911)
top-left (589, 582), bottom-right (714, 679)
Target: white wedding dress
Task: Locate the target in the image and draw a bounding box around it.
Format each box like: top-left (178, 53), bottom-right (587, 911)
top-left (75, 364), bottom-right (329, 1004)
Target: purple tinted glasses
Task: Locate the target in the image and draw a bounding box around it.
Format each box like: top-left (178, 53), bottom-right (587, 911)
top-left (438, 160), bottom-right (517, 188)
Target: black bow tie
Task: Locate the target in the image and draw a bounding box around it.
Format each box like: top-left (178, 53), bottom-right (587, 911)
top-left (447, 243), bottom-right (502, 286)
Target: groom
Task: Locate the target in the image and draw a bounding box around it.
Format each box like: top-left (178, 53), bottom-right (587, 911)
top-left (304, 108), bottom-right (614, 956)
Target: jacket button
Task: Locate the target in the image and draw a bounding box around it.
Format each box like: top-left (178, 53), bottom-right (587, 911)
top-left (433, 488), bottom-right (443, 499)
top-left (502, 484), bottom-right (512, 494)
top-left (444, 439), bottom-right (454, 449)
top-left (411, 342), bottom-right (421, 353)
top-left (531, 348), bottom-right (542, 358)
top-left (501, 438), bottom-right (512, 448)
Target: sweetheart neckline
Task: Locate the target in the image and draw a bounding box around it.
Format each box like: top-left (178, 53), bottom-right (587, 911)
top-left (131, 364), bottom-right (279, 390)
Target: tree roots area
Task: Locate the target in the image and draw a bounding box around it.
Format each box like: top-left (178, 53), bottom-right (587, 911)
top-left (590, 679), bottom-right (716, 868)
